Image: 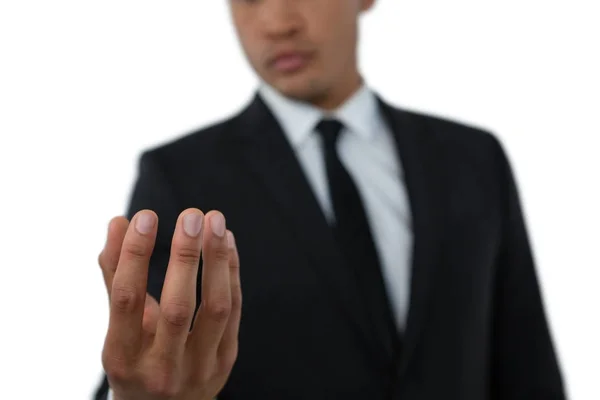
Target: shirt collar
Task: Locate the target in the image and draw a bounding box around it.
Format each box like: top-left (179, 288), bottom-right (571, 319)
top-left (258, 81), bottom-right (380, 147)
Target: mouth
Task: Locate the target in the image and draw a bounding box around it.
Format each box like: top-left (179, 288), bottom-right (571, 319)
top-left (268, 50), bottom-right (314, 74)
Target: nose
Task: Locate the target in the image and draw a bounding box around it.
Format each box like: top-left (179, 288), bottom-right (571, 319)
top-left (258, 0), bottom-right (302, 39)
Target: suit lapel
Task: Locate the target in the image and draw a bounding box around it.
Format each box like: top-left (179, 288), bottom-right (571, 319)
top-left (377, 98), bottom-right (447, 376)
top-left (232, 94), bottom-right (386, 363)
top-left (232, 93), bottom-right (447, 375)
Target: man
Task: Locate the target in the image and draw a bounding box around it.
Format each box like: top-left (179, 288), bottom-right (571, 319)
top-left (95, 0), bottom-right (566, 399)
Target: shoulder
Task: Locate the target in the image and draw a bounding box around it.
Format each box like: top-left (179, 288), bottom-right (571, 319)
top-left (386, 102), bottom-right (507, 170)
top-left (134, 107), bottom-right (247, 174)
top-left (398, 104), bottom-right (499, 150)
top-left (381, 101), bottom-right (515, 205)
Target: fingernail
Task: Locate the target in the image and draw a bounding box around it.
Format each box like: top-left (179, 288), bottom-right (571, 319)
top-left (226, 231), bottom-right (235, 249)
top-left (135, 212), bottom-right (156, 234)
top-left (210, 213), bottom-right (226, 237)
top-left (183, 212), bottom-right (203, 237)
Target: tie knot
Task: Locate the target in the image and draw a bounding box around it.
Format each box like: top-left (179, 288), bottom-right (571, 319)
top-left (316, 119), bottom-right (344, 147)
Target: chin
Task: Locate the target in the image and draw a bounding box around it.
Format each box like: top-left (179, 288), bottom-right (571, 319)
top-left (263, 68), bottom-right (327, 102)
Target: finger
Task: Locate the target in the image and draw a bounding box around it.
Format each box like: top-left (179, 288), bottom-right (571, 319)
top-left (188, 211), bottom-right (231, 370)
top-left (153, 208), bottom-right (205, 363)
top-left (98, 217), bottom-right (129, 300)
top-left (142, 293), bottom-right (160, 335)
top-left (217, 230), bottom-right (242, 368)
top-left (105, 210), bottom-right (158, 363)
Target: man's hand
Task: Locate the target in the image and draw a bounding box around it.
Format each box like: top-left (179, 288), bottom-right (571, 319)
top-left (98, 208), bottom-right (241, 400)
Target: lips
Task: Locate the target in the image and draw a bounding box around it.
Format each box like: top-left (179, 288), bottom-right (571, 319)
top-left (269, 51), bottom-right (313, 74)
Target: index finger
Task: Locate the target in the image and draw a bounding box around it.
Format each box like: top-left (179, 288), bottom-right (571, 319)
top-left (104, 210), bottom-right (158, 363)
top-left (98, 216), bottom-right (129, 301)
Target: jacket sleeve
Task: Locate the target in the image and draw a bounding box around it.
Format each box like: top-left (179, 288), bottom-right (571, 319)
top-left (93, 150), bottom-right (183, 400)
top-left (490, 137), bottom-right (567, 399)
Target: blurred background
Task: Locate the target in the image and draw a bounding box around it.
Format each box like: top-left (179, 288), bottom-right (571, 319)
top-left (0, 0), bottom-right (598, 398)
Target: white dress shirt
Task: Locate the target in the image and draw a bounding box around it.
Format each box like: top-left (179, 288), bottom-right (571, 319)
top-left (108, 83), bottom-right (413, 400)
top-left (258, 83), bottom-right (413, 331)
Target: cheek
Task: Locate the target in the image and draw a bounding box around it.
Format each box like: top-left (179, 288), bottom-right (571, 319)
top-left (239, 34), bottom-right (263, 66)
top-left (233, 17), bottom-right (262, 61)
top-left (320, 33), bottom-right (355, 75)
top-left (314, 15), bottom-right (356, 61)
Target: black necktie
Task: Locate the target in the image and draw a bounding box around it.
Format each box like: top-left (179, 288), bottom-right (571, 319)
top-left (316, 119), bottom-right (399, 356)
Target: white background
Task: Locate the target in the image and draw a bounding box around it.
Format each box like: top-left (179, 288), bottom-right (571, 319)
top-left (0, 1), bottom-right (598, 399)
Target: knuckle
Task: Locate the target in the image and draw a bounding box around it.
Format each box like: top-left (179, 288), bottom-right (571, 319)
top-left (219, 343), bottom-right (239, 374)
top-left (97, 251), bottom-right (106, 269)
top-left (102, 354), bottom-right (134, 384)
top-left (123, 241), bottom-right (150, 260)
top-left (161, 300), bottom-right (194, 328)
top-left (105, 364), bottom-right (133, 385)
top-left (193, 367), bottom-right (214, 387)
top-left (144, 370), bottom-right (181, 398)
top-left (175, 245), bottom-right (201, 267)
top-left (210, 246), bottom-right (230, 263)
top-left (111, 286), bottom-right (142, 313)
top-left (231, 290), bottom-right (242, 311)
top-left (229, 255), bottom-right (240, 268)
top-left (98, 251), bottom-right (117, 273)
top-left (202, 298), bottom-right (231, 323)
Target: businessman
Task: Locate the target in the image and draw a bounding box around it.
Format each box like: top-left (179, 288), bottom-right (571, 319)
top-left (95, 0), bottom-right (566, 399)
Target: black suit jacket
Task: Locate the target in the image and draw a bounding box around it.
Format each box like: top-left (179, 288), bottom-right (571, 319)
top-left (94, 93), bottom-right (565, 399)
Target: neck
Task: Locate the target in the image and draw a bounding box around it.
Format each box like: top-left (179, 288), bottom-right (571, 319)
top-left (309, 71), bottom-right (363, 111)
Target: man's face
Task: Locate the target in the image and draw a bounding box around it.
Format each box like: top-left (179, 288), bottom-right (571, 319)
top-left (229, 0), bottom-right (375, 104)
